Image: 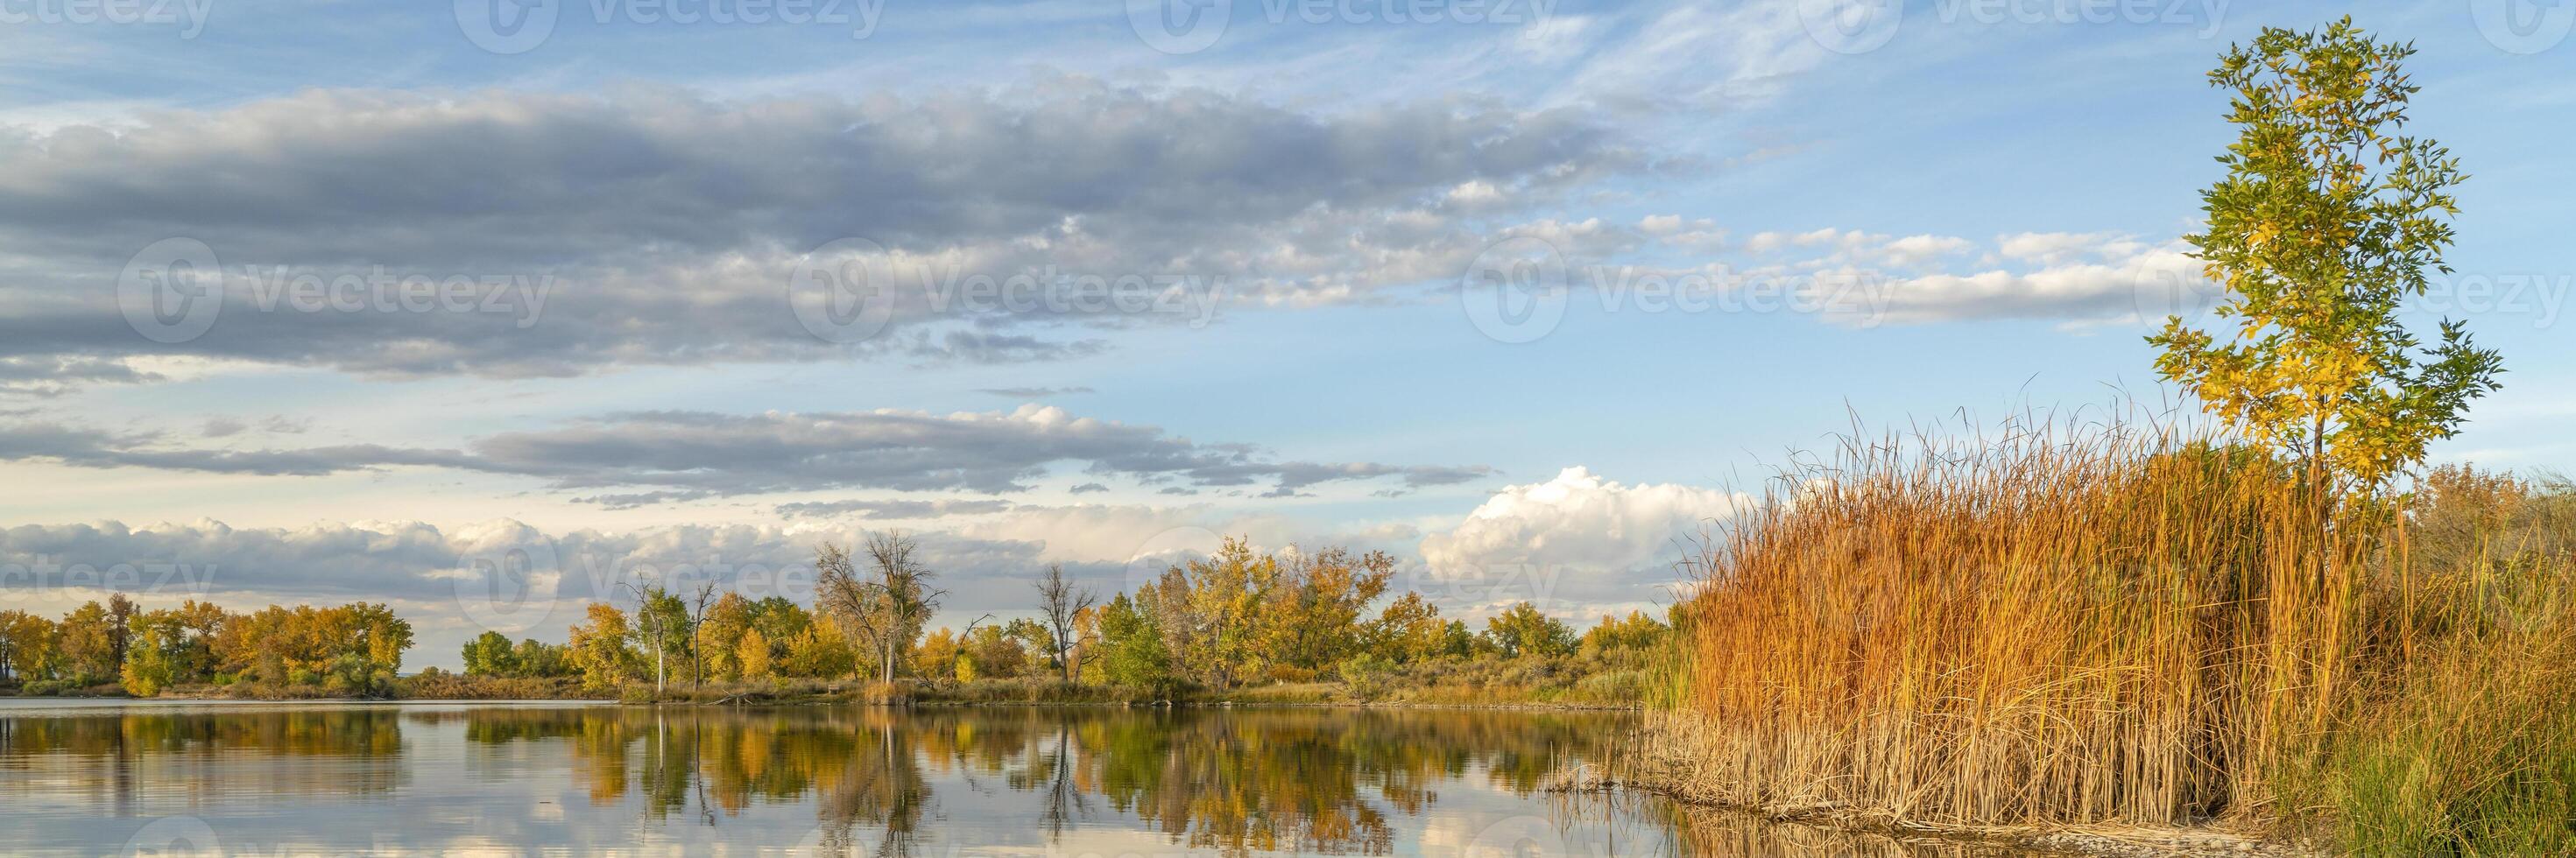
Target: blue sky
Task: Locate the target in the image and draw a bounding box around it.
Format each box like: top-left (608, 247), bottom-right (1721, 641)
top-left (1, 0), bottom-right (2570, 667)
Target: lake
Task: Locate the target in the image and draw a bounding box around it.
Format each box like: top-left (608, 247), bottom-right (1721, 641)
top-left (0, 701), bottom-right (2026, 856)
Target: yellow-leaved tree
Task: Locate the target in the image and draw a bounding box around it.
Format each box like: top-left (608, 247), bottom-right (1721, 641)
top-left (2150, 17), bottom-right (2502, 503)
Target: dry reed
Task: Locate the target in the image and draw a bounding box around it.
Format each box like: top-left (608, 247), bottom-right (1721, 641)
top-left (1641, 421), bottom-right (2576, 853)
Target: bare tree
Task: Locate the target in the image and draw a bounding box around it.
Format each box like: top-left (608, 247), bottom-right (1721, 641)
top-left (683, 577), bottom-right (726, 691)
top-left (1033, 565), bottom-right (1094, 682)
top-left (816, 533), bottom-right (945, 682)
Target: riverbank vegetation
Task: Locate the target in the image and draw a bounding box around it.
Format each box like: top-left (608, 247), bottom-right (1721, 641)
top-left (1639, 433), bottom-right (2576, 854)
top-left (480, 535), bottom-right (1676, 708)
top-left (0, 598), bottom-right (413, 698)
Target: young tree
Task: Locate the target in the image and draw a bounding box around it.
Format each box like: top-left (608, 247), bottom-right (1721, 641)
top-left (2150, 18), bottom-right (2502, 501)
top-left (1032, 564), bottom-right (1095, 682)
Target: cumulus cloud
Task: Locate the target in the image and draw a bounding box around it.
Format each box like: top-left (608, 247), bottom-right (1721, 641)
top-left (0, 81), bottom-right (1652, 388)
top-left (0, 404), bottom-right (1495, 500)
top-left (1419, 467), bottom-right (1746, 608)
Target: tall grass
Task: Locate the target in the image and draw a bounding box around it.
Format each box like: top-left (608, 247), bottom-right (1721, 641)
top-left (1641, 424), bottom-right (2576, 854)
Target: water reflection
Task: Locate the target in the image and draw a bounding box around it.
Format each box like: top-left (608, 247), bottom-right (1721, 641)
top-left (0, 703), bottom-right (2048, 856)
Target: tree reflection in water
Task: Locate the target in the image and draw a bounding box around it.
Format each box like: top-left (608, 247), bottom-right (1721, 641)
top-left (0, 705), bottom-right (2064, 856)
top-left (447, 706), bottom-right (1625, 857)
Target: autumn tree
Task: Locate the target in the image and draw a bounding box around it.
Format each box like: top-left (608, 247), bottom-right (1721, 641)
top-left (568, 602), bottom-right (641, 692)
top-left (696, 593), bottom-right (756, 681)
top-left (1366, 592), bottom-right (1456, 664)
top-left (0, 610), bottom-right (53, 684)
top-left (2150, 18), bottom-right (2502, 502)
top-left (736, 628), bottom-right (773, 681)
top-left (1262, 547), bottom-right (1394, 672)
top-left (55, 601), bottom-right (116, 684)
top-left (1577, 610), bottom-right (1669, 656)
top-left (914, 627), bottom-right (963, 681)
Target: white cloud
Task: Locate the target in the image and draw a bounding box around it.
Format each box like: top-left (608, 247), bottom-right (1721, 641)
top-left (1419, 467), bottom-right (1745, 607)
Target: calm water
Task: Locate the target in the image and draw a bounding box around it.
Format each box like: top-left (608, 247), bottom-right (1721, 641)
top-left (0, 701), bottom-right (2029, 856)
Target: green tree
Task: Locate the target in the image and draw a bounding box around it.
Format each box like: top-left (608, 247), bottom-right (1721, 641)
top-left (2149, 18), bottom-right (2501, 498)
top-left (463, 630), bottom-right (518, 676)
top-left (1094, 594), bottom-right (1177, 695)
top-left (1483, 602), bottom-right (1575, 658)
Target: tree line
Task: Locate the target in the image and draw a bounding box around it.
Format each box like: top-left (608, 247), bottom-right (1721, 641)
top-left (0, 595), bottom-right (414, 697)
top-left (489, 532), bottom-right (1672, 698)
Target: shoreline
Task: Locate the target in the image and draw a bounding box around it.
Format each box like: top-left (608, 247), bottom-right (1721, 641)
top-left (0, 692), bottom-right (1641, 713)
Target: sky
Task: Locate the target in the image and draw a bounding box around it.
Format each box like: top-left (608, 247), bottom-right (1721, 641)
top-left (0, 0), bottom-right (2570, 669)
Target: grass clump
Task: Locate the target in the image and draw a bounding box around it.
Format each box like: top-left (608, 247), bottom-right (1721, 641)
top-left (1642, 425), bottom-right (2576, 854)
